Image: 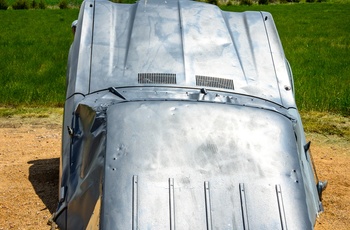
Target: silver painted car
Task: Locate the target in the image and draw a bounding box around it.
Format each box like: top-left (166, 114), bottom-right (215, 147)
top-left (51, 0), bottom-right (326, 229)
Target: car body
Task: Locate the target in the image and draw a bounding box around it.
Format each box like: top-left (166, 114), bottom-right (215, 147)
top-left (52, 0), bottom-right (325, 229)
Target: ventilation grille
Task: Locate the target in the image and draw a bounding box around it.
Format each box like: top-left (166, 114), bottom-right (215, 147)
top-left (196, 75), bottom-right (234, 90)
top-left (138, 73), bottom-right (177, 84)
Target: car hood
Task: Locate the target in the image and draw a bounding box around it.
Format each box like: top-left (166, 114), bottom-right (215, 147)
top-left (98, 101), bottom-right (312, 229)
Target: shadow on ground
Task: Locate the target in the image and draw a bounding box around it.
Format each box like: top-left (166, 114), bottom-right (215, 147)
top-left (28, 158), bottom-right (59, 214)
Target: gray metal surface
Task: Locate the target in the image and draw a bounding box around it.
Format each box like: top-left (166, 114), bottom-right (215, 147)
top-left (102, 101), bottom-right (307, 229)
top-left (67, 0), bottom-right (294, 108)
top-left (53, 0), bottom-right (324, 229)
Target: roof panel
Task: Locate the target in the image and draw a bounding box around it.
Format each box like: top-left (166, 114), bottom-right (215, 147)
top-left (72, 0), bottom-right (295, 107)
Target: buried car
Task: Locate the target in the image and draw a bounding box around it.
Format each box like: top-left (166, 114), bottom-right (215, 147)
top-left (51, 0), bottom-right (326, 229)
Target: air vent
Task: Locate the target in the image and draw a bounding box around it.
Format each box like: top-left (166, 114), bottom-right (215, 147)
top-left (138, 73), bottom-right (177, 84)
top-left (196, 75), bottom-right (234, 90)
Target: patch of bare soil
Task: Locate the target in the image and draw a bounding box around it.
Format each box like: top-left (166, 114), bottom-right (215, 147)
top-left (0, 116), bottom-right (61, 230)
top-left (0, 115), bottom-right (348, 229)
top-left (311, 133), bottom-right (350, 230)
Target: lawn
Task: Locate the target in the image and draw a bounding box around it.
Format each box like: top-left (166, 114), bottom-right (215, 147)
top-left (0, 9), bottom-right (79, 106)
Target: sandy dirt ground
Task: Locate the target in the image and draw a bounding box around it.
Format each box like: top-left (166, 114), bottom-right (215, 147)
top-left (0, 114), bottom-right (349, 229)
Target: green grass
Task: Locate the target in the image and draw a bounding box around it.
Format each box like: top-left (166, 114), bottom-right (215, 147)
top-left (222, 3), bottom-right (350, 115)
top-left (300, 110), bottom-right (350, 139)
top-left (0, 9), bottom-right (79, 106)
top-left (0, 106), bottom-right (63, 118)
top-left (0, 3), bottom-right (349, 116)
top-left (5, 0), bottom-right (135, 7)
top-left (6, 0), bottom-right (82, 6)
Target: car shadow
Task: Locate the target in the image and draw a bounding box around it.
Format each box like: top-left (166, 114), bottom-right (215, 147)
top-left (28, 158), bottom-right (59, 214)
